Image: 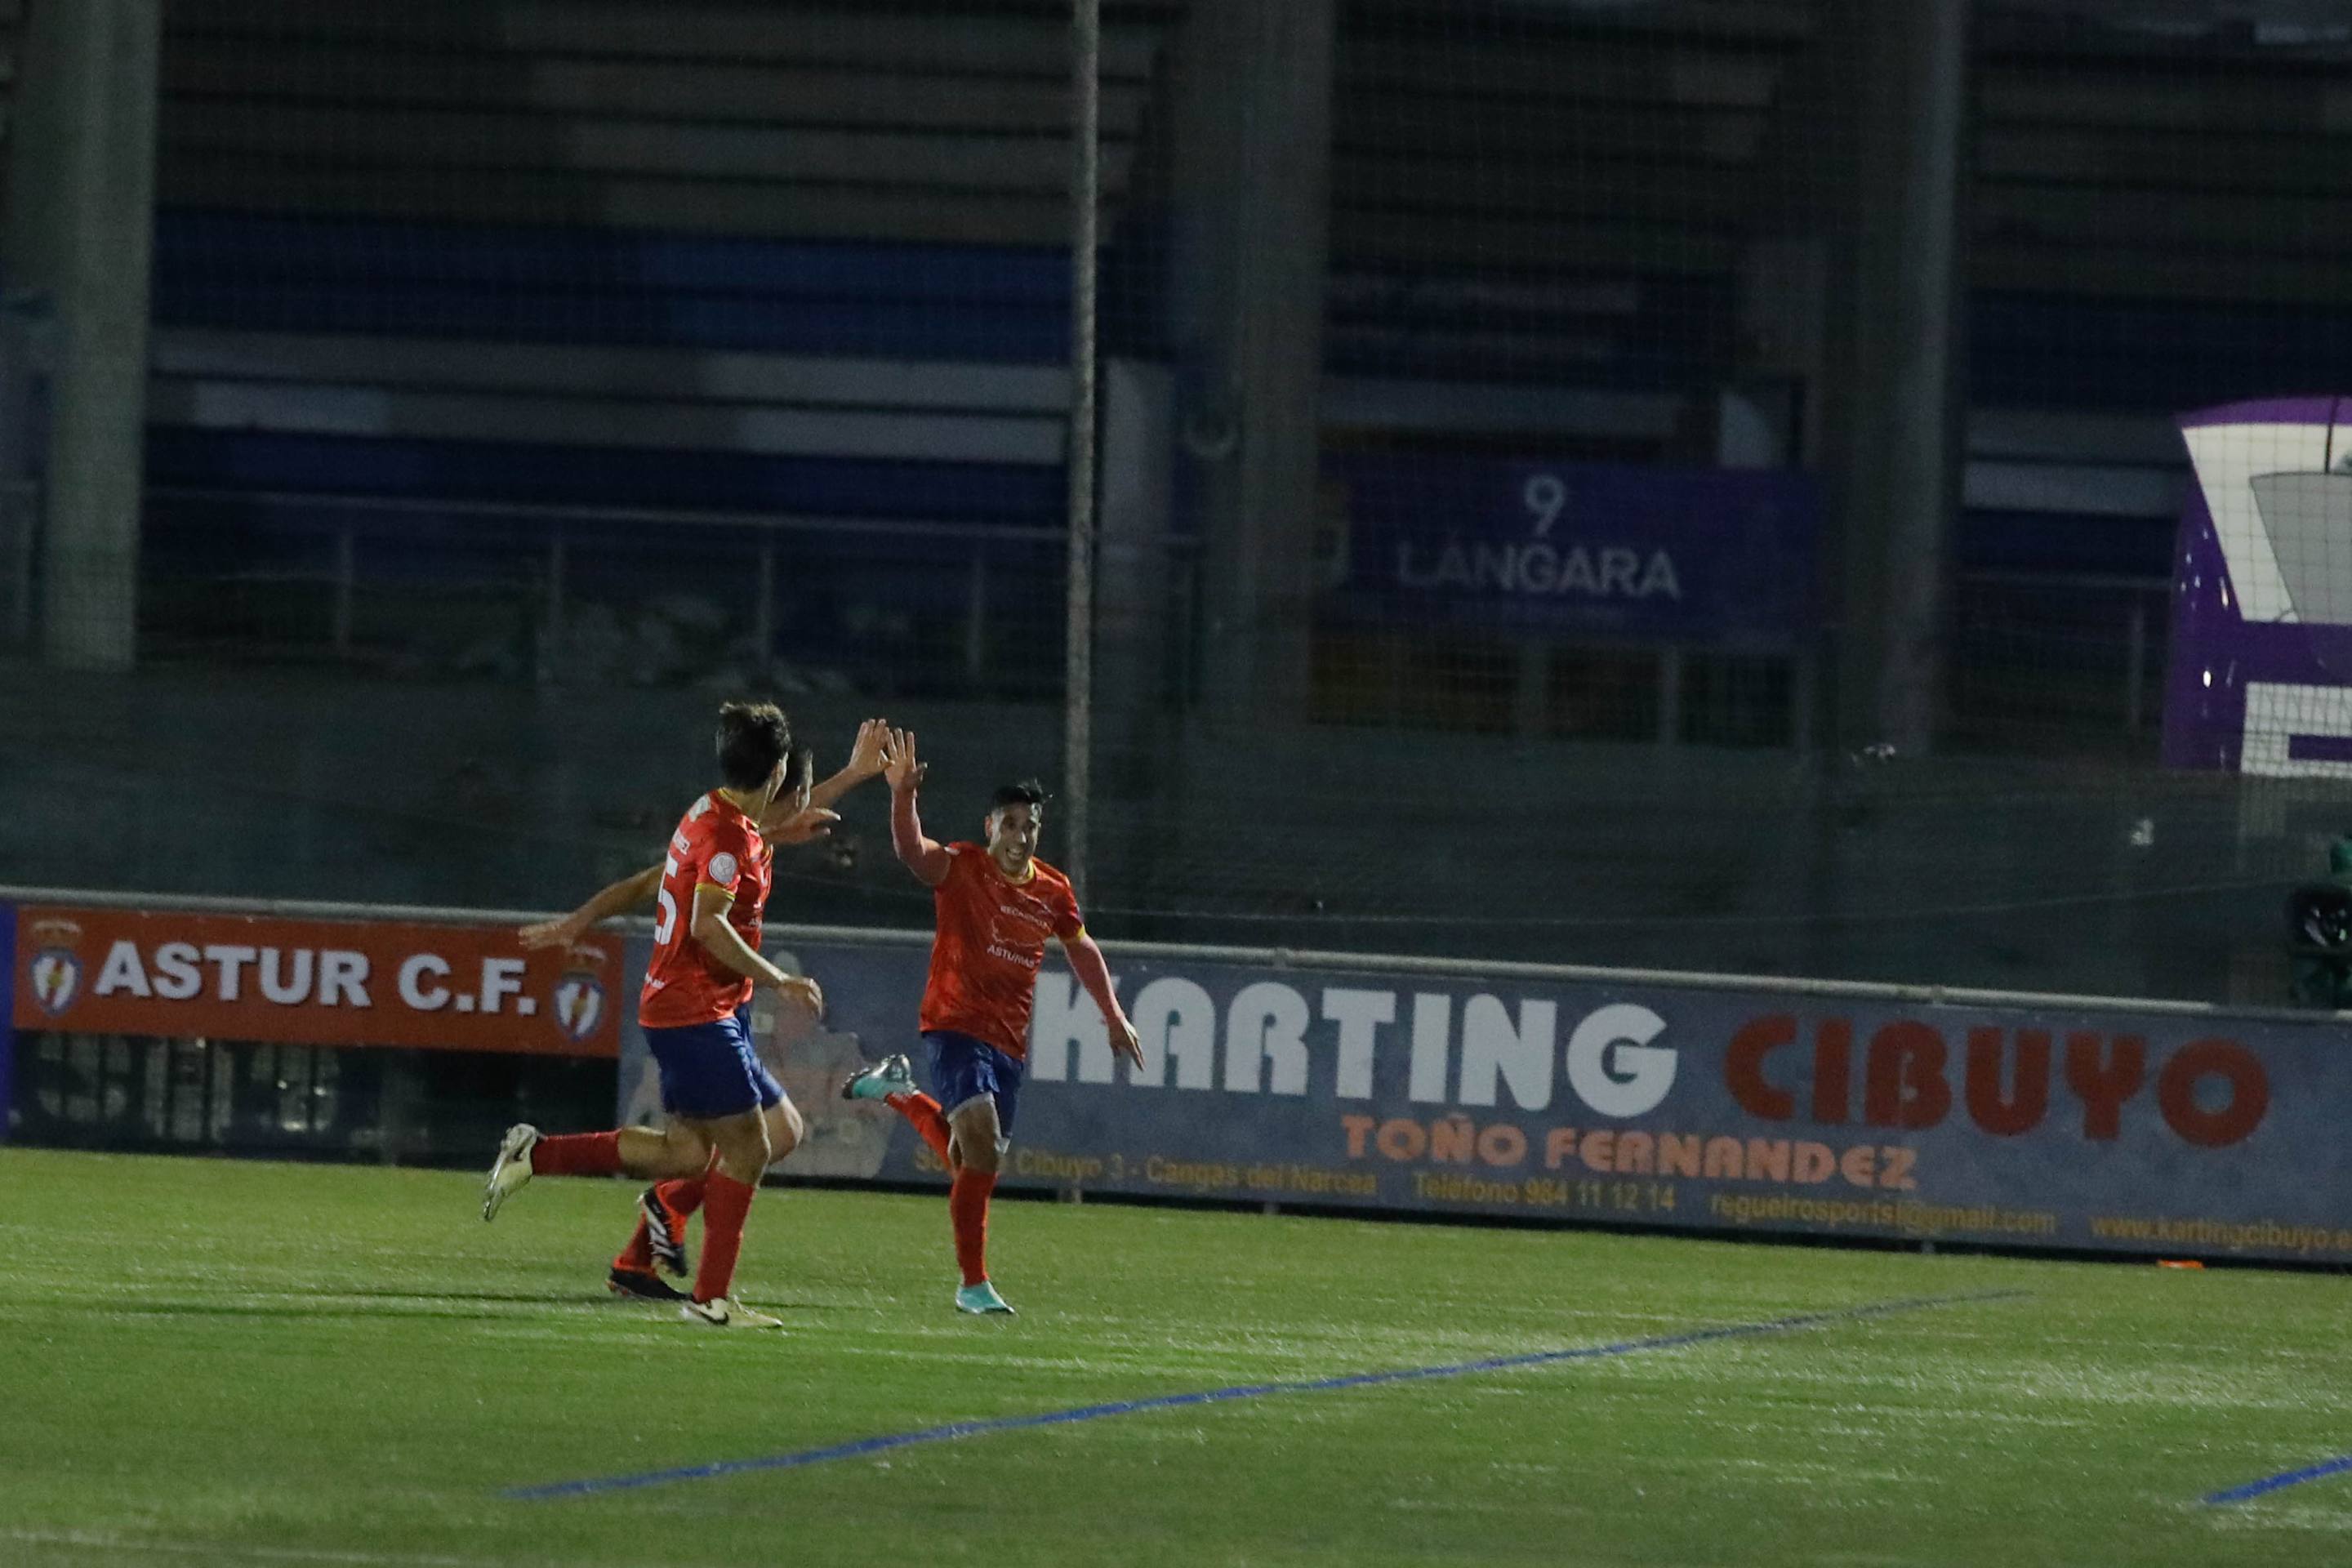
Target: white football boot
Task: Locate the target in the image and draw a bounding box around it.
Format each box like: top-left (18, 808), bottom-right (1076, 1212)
top-left (481, 1124), bottom-right (539, 1221)
top-left (681, 1296), bottom-right (786, 1330)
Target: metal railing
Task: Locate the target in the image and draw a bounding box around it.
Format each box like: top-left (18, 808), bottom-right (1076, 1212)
top-left (140, 486), bottom-right (1197, 702)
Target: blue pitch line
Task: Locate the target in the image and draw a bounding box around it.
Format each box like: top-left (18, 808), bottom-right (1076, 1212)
top-left (505, 1287), bottom-right (2027, 1503)
top-left (2204, 1454), bottom-right (2352, 1507)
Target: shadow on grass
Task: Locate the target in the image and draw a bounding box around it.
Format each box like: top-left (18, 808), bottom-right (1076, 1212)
top-left (109, 1290), bottom-right (834, 1321)
top-left (110, 1291), bottom-right (600, 1321)
top-left (337, 1289), bottom-right (612, 1305)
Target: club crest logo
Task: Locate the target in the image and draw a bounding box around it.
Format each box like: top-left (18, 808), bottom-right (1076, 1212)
top-left (552, 944), bottom-right (608, 1045)
top-left (27, 918), bottom-right (85, 1018)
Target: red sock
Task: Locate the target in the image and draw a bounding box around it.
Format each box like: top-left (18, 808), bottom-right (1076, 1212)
top-left (658, 1172), bottom-right (710, 1218)
top-left (886, 1091), bottom-right (954, 1164)
top-left (614, 1170), bottom-right (710, 1273)
top-left (529, 1130), bottom-right (621, 1177)
top-left (949, 1169), bottom-right (997, 1287)
top-left (693, 1171), bottom-right (758, 1304)
top-left (614, 1225), bottom-right (654, 1273)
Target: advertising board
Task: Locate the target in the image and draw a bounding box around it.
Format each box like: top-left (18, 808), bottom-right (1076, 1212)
top-left (10, 903), bottom-right (620, 1058)
top-left (663, 933), bottom-right (2348, 1264)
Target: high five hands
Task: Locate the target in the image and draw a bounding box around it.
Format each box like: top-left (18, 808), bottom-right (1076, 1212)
top-left (881, 728), bottom-right (928, 791)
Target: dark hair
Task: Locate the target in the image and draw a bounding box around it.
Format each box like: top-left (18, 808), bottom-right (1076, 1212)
top-left (991, 779), bottom-right (1049, 813)
top-left (715, 701), bottom-right (791, 791)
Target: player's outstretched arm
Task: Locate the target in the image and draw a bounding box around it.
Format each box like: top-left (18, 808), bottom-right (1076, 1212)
top-left (1063, 933), bottom-right (1142, 1069)
top-left (688, 883), bottom-right (824, 1019)
top-left (883, 728), bottom-right (951, 887)
top-left (807, 718), bottom-right (890, 812)
top-left (758, 746), bottom-right (841, 846)
top-left (760, 718), bottom-right (888, 844)
top-left (519, 863), bottom-right (662, 951)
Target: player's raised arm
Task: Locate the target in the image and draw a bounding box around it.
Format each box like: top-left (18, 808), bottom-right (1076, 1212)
top-left (759, 720), bottom-right (890, 844)
top-left (884, 728), bottom-right (951, 887)
top-left (1062, 929), bottom-right (1142, 1069)
top-left (519, 862), bottom-right (662, 951)
top-left (809, 718), bottom-right (890, 811)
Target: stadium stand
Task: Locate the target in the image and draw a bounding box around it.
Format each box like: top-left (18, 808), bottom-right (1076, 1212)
top-left (141, 6), bottom-right (2352, 715)
top-left (140, 2), bottom-right (1181, 688)
top-left (1955, 9), bottom-right (2352, 746)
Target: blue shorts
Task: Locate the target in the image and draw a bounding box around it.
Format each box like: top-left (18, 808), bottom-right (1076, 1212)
top-left (644, 1005), bottom-right (782, 1122)
top-left (924, 1030), bottom-right (1024, 1138)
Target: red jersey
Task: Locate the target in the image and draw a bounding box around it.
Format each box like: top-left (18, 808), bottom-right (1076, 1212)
top-left (918, 843), bottom-right (1085, 1060)
top-left (639, 791), bottom-right (773, 1029)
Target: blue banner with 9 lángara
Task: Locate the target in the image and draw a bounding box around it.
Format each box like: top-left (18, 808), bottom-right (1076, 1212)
top-left (1325, 453), bottom-right (1818, 649)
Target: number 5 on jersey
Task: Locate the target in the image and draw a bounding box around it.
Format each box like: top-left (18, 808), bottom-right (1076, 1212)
top-left (654, 854), bottom-right (682, 947)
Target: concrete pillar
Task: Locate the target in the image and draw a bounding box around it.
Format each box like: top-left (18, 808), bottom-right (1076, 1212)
top-left (2, 0), bottom-right (163, 671)
top-left (1744, 1), bottom-right (1970, 757)
top-left (1838, 0), bottom-right (1971, 755)
top-left (1853, 0), bottom-right (1971, 756)
top-left (1089, 357), bottom-right (1178, 907)
top-left (1165, 0), bottom-right (1335, 721)
top-left (1097, 359), bottom-right (1177, 714)
top-left (1740, 2), bottom-right (1970, 977)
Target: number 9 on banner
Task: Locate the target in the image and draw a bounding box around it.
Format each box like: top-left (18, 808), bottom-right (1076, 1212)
top-left (1523, 473), bottom-right (1566, 537)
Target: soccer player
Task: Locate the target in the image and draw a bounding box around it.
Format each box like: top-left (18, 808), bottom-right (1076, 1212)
top-left (516, 719), bottom-right (891, 1303)
top-left (483, 700), bottom-right (824, 1330)
top-left (841, 728), bottom-right (1142, 1315)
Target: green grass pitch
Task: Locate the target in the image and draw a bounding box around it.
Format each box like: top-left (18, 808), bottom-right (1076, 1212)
top-left (2, 1147), bottom-right (2347, 1567)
